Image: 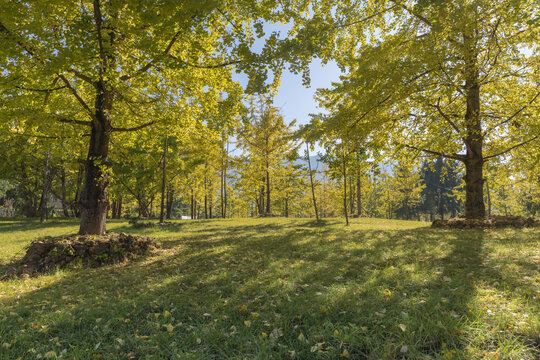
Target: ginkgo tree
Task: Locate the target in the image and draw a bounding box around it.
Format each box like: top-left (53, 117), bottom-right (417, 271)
top-left (0, 0), bottom-right (295, 234)
top-left (289, 0), bottom-right (540, 219)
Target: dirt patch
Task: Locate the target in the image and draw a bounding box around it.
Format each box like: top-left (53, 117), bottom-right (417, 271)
top-left (5, 233), bottom-right (158, 279)
top-left (432, 215), bottom-right (539, 229)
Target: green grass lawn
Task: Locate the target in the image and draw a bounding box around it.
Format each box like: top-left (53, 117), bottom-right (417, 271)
top-left (0, 218), bottom-right (538, 359)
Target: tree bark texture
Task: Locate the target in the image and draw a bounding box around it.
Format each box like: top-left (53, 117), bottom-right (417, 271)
top-left (78, 86), bottom-right (111, 234)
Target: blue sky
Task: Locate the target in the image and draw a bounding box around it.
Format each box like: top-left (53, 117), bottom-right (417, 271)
top-left (232, 22), bottom-right (343, 128)
top-left (272, 59), bottom-right (342, 127)
top-left (231, 59), bottom-right (341, 156)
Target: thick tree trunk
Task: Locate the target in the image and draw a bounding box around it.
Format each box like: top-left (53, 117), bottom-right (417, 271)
top-left (462, 32), bottom-right (486, 219)
top-left (78, 87), bottom-right (111, 235)
top-left (284, 197), bottom-right (289, 217)
top-left (464, 157), bottom-right (485, 218)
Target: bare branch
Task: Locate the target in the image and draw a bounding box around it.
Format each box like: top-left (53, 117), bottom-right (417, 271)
top-left (111, 121), bottom-right (155, 132)
top-left (484, 136), bottom-right (538, 161)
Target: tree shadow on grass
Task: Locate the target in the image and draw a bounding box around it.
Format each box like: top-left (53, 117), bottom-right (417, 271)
top-left (0, 223), bottom-right (537, 359)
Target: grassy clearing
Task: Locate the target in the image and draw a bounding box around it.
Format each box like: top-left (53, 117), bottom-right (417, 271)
top-left (0, 217), bottom-right (538, 359)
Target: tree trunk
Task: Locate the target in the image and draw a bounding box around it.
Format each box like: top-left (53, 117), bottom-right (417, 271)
top-left (60, 167), bottom-right (69, 217)
top-left (159, 135), bottom-right (168, 223)
top-left (438, 189), bottom-right (444, 220)
top-left (462, 32), bottom-right (486, 219)
top-left (190, 189), bottom-right (194, 219)
top-left (265, 167), bottom-right (271, 214)
top-left (259, 182), bottom-right (265, 215)
top-left (485, 177), bottom-right (491, 216)
top-left (464, 157), bottom-right (485, 218)
top-left (73, 163), bottom-right (84, 217)
top-left (343, 159), bottom-right (349, 226)
top-left (111, 196), bottom-right (122, 219)
top-left (39, 150), bottom-right (50, 223)
top-left (204, 181), bottom-right (209, 219)
top-left (166, 187), bottom-right (174, 219)
top-left (356, 170), bottom-right (362, 217)
top-left (209, 184), bottom-right (212, 219)
top-left (224, 142), bottom-right (228, 218)
top-left (306, 143), bottom-right (319, 221)
top-left (349, 175), bottom-right (354, 216)
top-left (284, 197), bottom-right (289, 217)
top-left (220, 135), bottom-right (228, 218)
top-left (78, 86), bottom-right (111, 235)
top-left (118, 196), bottom-right (122, 218)
top-left (502, 186), bottom-right (508, 216)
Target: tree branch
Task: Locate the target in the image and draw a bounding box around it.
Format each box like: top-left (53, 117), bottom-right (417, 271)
top-left (0, 21), bottom-right (45, 62)
top-left (57, 74), bottom-right (96, 121)
top-left (429, 98), bottom-right (461, 135)
top-left (335, 5), bottom-right (398, 29)
top-left (403, 143), bottom-right (466, 161)
top-left (484, 136), bottom-right (538, 161)
top-left (346, 94), bottom-right (392, 135)
top-left (120, 30), bottom-right (182, 81)
top-left (15, 85), bottom-right (67, 92)
top-left (93, 0), bottom-right (108, 75)
top-left (57, 117), bottom-right (93, 127)
top-left (66, 69), bottom-right (95, 85)
top-left (390, 0), bottom-right (432, 27)
top-left (484, 90), bottom-right (540, 134)
top-left (111, 121), bottom-right (155, 132)
top-left (168, 55), bottom-right (241, 69)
